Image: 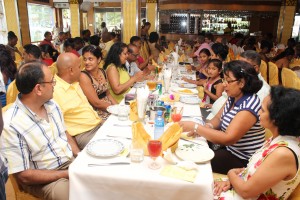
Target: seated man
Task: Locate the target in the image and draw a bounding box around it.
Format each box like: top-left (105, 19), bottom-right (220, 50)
top-left (53, 53), bottom-right (102, 150)
top-left (0, 61), bottom-right (79, 200)
top-left (23, 44), bottom-right (42, 63)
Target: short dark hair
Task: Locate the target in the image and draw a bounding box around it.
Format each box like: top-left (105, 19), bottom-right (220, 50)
top-left (208, 59), bottom-right (223, 72)
top-left (103, 42), bottom-right (127, 70)
top-left (64, 38), bottom-right (75, 49)
top-left (7, 31), bottom-right (17, 41)
top-left (82, 29), bottom-right (91, 36)
top-left (39, 44), bottom-right (59, 62)
top-left (44, 31), bottom-right (51, 38)
top-left (260, 40), bottom-right (273, 53)
top-left (130, 36), bottom-right (141, 44)
top-left (23, 44), bottom-right (41, 59)
top-left (268, 86), bottom-right (300, 136)
top-left (149, 32), bottom-right (159, 43)
top-left (240, 50), bottom-right (261, 66)
top-left (211, 43), bottom-right (228, 61)
top-left (223, 60), bottom-right (262, 94)
top-left (90, 35), bottom-right (100, 46)
top-left (82, 45), bottom-right (102, 59)
top-left (16, 61), bottom-right (45, 94)
top-left (199, 48), bottom-right (211, 57)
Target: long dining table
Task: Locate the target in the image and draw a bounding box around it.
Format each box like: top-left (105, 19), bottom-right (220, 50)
top-left (69, 66), bottom-right (214, 200)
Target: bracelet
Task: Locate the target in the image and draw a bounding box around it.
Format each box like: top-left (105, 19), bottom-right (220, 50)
top-left (206, 123), bottom-right (214, 129)
top-left (194, 123), bottom-right (199, 133)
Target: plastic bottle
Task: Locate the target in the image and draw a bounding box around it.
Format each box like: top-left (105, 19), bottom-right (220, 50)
top-left (154, 110), bottom-right (165, 139)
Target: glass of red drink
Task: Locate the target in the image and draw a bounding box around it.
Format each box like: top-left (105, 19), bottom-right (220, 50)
top-left (171, 106), bottom-right (183, 122)
top-left (147, 140), bottom-right (162, 170)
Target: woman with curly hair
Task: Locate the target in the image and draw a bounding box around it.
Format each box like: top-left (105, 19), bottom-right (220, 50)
top-left (103, 42), bottom-right (144, 103)
top-left (180, 60), bottom-right (265, 174)
top-left (214, 86), bottom-right (300, 200)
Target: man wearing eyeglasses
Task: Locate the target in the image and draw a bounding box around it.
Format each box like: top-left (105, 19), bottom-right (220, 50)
top-left (0, 61), bottom-right (77, 200)
top-left (126, 44), bottom-right (153, 77)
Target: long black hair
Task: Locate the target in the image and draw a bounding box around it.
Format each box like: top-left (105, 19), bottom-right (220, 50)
top-left (103, 42), bottom-right (127, 70)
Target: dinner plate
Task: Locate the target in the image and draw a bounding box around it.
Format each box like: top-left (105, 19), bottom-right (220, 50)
top-left (86, 139), bottom-right (125, 157)
top-left (180, 96), bottom-right (201, 104)
top-left (172, 88), bottom-right (198, 95)
top-left (180, 83), bottom-right (197, 89)
top-left (107, 105), bottom-right (130, 115)
top-left (175, 144), bottom-right (214, 163)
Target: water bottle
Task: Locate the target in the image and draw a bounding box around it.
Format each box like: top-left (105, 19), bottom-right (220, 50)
top-left (154, 110), bottom-right (165, 139)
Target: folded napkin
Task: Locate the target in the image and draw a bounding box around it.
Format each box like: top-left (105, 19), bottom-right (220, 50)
top-left (178, 38), bottom-right (182, 47)
top-left (178, 54), bottom-right (186, 62)
top-left (164, 48), bottom-right (171, 55)
top-left (168, 42), bottom-right (175, 51)
top-left (129, 100), bottom-right (138, 121)
top-left (137, 87), bottom-right (149, 119)
top-left (171, 52), bottom-right (179, 65)
top-left (131, 122), bottom-right (182, 155)
top-left (160, 165), bottom-right (198, 183)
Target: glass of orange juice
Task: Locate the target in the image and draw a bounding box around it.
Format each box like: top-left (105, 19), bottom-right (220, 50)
top-left (147, 80), bottom-right (157, 91)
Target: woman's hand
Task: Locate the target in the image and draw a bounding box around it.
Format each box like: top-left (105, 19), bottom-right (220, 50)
top-left (133, 71), bottom-right (144, 82)
top-left (179, 121), bottom-right (199, 137)
top-left (213, 180), bottom-right (231, 196)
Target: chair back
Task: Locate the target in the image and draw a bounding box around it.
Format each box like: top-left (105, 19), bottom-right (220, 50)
top-left (6, 80), bottom-right (19, 105)
top-left (282, 68), bottom-right (298, 88)
top-left (268, 62), bottom-right (279, 86)
top-left (9, 175), bottom-right (41, 200)
top-left (259, 60), bottom-right (268, 82)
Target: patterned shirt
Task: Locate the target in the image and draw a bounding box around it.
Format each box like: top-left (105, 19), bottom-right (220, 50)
top-left (0, 96), bottom-right (73, 174)
top-left (221, 94), bottom-right (265, 160)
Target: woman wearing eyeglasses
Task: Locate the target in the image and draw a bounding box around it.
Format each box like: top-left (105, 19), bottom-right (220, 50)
top-left (104, 42), bottom-right (144, 103)
top-left (79, 45), bottom-right (118, 120)
top-left (180, 60), bottom-right (265, 174)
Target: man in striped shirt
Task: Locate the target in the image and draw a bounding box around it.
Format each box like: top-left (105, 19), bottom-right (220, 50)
top-left (0, 61), bottom-right (79, 200)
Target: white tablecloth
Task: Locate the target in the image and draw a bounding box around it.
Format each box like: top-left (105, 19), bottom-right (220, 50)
top-left (69, 71), bottom-right (214, 200)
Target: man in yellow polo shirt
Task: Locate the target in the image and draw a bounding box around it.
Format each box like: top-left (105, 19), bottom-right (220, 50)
top-left (53, 53), bottom-right (102, 150)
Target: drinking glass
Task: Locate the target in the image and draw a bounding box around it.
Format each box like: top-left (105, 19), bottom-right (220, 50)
top-left (118, 104), bottom-right (129, 121)
top-left (137, 99), bottom-right (147, 122)
top-left (146, 80), bottom-right (157, 91)
top-left (147, 140), bottom-right (162, 170)
top-left (171, 106), bottom-right (183, 122)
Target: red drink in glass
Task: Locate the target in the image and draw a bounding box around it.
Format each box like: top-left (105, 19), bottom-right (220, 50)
top-left (148, 140), bottom-right (162, 157)
top-left (171, 113), bottom-right (182, 122)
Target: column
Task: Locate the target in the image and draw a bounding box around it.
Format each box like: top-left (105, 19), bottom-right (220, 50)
top-left (146, 0), bottom-right (157, 33)
top-left (277, 0), bottom-right (296, 44)
top-left (69, 0), bottom-right (80, 37)
top-left (87, 7), bottom-right (94, 34)
top-left (121, 0), bottom-right (140, 44)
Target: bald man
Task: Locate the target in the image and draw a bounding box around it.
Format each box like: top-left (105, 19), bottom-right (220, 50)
top-left (53, 53), bottom-right (102, 150)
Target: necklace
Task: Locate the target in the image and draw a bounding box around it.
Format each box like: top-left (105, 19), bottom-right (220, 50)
top-left (90, 69), bottom-right (104, 83)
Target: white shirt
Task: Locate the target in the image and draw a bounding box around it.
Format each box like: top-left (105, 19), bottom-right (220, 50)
top-left (125, 61), bottom-right (141, 77)
top-left (206, 73), bottom-right (270, 120)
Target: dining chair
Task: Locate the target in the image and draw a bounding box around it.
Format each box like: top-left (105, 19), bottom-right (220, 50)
top-left (281, 68), bottom-right (297, 88)
top-left (6, 80), bottom-right (18, 105)
top-left (9, 175), bottom-right (41, 200)
top-left (267, 62), bottom-right (279, 86)
top-left (293, 76), bottom-right (300, 90)
top-left (259, 60), bottom-right (268, 83)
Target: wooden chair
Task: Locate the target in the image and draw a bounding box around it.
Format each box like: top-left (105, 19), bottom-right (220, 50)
top-left (268, 62), bottom-right (279, 86)
top-left (281, 68), bottom-right (297, 88)
top-left (6, 80), bottom-right (18, 105)
top-left (9, 175), bottom-right (41, 200)
top-left (259, 60), bottom-right (268, 82)
top-left (293, 76), bottom-right (300, 90)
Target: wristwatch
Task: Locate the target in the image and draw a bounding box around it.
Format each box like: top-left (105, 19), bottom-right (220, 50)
top-left (193, 123), bottom-right (199, 133)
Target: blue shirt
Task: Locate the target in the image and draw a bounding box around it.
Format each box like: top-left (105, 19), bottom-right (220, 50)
top-left (221, 94), bottom-right (265, 160)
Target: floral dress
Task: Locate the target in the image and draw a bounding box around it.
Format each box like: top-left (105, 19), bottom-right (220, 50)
top-left (218, 135), bottom-right (300, 200)
top-left (82, 69), bottom-right (112, 120)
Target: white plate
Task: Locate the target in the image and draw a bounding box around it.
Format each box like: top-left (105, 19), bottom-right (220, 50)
top-left (181, 83), bottom-right (197, 89)
top-left (172, 88), bottom-right (198, 95)
top-left (133, 81), bottom-right (146, 88)
top-left (175, 144), bottom-right (214, 163)
top-left (107, 105), bottom-right (130, 115)
top-left (180, 96), bottom-right (201, 105)
top-left (86, 139), bottom-right (124, 157)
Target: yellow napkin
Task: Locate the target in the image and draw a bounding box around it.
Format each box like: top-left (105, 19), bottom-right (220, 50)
top-left (160, 165), bottom-right (198, 183)
top-left (129, 100), bottom-right (138, 121)
top-left (168, 42), bottom-right (175, 51)
top-left (164, 48), bottom-right (171, 55)
top-left (178, 54), bottom-right (186, 62)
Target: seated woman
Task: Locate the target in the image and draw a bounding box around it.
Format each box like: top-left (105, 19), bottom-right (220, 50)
top-left (39, 44), bottom-right (59, 66)
top-left (148, 32), bottom-right (164, 62)
top-left (214, 86), bottom-right (300, 200)
top-left (180, 60), bottom-right (265, 174)
top-left (79, 45), bottom-right (118, 120)
top-left (104, 42), bottom-right (144, 103)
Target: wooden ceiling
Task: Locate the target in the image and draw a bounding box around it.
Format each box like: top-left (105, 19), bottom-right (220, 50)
top-left (158, 0), bottom-right (282, 5)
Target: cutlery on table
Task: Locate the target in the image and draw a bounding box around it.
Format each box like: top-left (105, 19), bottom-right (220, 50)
top-left (180, 138), bottom-right (205, 146)
top-left (106, 135), bottom-right (131, 140)
top-left (88, 162), bottom-right (130, 167)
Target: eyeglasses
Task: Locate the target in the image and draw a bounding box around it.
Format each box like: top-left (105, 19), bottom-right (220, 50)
top-left (131, 53), bottom-right (139, 57)
top-left (39, 79), bottom-right (56, 86)
top-left (222, 78), bottom-right (239, 84)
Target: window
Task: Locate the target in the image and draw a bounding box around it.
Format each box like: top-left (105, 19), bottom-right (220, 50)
top-left (0, 0), bottom-right (7, 44)
top-left (94, 8), bottom-right (121, 33)
top-left (27, 3), bottom-right (55, 42)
